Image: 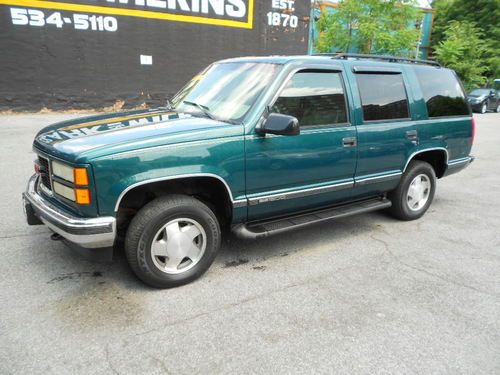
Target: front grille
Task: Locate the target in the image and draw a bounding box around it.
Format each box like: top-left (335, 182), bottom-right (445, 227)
top-left (38, 156), bottom-right (52, 191)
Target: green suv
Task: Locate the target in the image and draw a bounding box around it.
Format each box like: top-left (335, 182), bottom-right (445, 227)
top-left (23, 54), bottom-right (474, 288)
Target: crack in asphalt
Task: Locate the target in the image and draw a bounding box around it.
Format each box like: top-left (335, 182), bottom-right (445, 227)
top-left (130, 227), bottom-right (498, 342)
top-left (369, 234), bottom-right (500, 299)
top-left (0, 231), bottom-right (51, 239)
top-left (105, 276), bottom-right (330, 371)
top-left (46, 271), bottom-right (103, 284)
top-left (105, 344), bottom-right (121, 375)
top-left (132, 264), bottom-right (357, 340)
top-left (151, 356), bottom-right (173, 375)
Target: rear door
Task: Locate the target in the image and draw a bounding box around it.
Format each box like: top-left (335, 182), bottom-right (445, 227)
top-left (347, 66), bottom-right (416, 198)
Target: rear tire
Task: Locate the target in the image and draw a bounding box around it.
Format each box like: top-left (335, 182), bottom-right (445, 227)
top-left (388, 161), bottom-right (436, 221)
top-left (125, 195), bottom-right (221, 288)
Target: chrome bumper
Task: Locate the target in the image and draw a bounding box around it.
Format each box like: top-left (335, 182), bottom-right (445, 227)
top-left (22, 174), bottom-right (116, 248)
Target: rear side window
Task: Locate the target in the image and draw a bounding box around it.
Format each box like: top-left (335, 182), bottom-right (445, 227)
top-left (272, 71), bottom-right (348, 126)
top-left (414, 67), bottom-right (469, 117)
top-left (356, 73), bottom-right (409, 121)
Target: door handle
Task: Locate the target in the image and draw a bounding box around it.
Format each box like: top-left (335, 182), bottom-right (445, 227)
top-left (406, 130), bottom-right (418, 144)
top-left (343, 137), bottom-right (357, 147)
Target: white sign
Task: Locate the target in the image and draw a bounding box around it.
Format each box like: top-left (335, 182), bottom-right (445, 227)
top-left (140, 54), bottom-right (153, 65)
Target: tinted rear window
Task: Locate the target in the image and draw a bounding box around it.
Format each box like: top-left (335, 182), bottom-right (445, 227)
top-left (356, 74), bottom-right (409, 121)
top-left (414, 67), bottom-right (469, 117)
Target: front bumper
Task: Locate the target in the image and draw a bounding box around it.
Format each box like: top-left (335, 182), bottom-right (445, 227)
top-left (22, 174), bottom-right (116, 248)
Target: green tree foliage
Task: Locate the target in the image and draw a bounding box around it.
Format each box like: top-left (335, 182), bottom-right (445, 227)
top-left (434, 21), bottom-right (488, 89)
top-left (316, 0), bottom-right (422, 57)
top-left (432, 0), bottom-right (500, 81)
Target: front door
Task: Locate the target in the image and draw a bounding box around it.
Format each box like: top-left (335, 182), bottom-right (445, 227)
top-left (245, 69), bottom-right (357, 220)
top-left (487, 90), bottom-right (499, 111)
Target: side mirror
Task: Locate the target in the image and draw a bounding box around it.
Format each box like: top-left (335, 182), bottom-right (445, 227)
top-left (257, 113), bottom-right (300, 136)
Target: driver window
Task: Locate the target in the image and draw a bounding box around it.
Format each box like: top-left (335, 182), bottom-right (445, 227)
top-left (271, 71), bottom-right (348, 127)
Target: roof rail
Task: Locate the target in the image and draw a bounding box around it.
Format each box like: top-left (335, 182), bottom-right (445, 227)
top-left (313, 53), bottom-right (441, 67)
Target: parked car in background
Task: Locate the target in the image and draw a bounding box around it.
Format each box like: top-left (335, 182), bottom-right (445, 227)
top-left (467, 88), bottom-right (500, 113)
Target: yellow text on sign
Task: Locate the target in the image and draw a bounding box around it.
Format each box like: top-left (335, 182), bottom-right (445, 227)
top-left (0, 0), bottom-right (255, 29)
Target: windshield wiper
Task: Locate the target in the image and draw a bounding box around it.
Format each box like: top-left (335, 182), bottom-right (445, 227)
top-left (155, 99), bottom-right (174, 111)
top-left (182, 100), bottom-right (216, 120)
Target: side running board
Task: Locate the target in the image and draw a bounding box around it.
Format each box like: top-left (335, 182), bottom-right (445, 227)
top-left (232, 197), bottom-right (392, 240)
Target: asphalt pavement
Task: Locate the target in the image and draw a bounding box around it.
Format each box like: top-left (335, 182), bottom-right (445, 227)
top-left (0, 112), bottom-right (499, 374)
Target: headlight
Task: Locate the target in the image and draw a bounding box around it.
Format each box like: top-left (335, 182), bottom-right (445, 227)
top-left (53, 181), bottom-right (91, 204)
top-left (51, 161), bottom-right (91, 204)
top-left (51, 161), bottom-right (89, 185)
top-left (53, 181), bottom-right (75, 201)
top-left (51, 161), bottom-right (74, 182)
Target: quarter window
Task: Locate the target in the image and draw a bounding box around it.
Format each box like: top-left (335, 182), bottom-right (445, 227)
top-left (356, 73), bottom-right (410, 121)
top-left (414, 67), bottom-right (469, 117)
top-left (271, 71), bottom-right (348, 126)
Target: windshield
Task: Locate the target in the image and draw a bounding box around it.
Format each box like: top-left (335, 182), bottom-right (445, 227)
top-left (469, 89), bottom-right (490, 96)
top-left (170, 62), bottom-right (280, 123)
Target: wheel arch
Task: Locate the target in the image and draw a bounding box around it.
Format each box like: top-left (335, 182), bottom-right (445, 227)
top-left (403, 148), bottom-right (449, 178)
top-left (114, 173), bottom-right (240, 211)
top-left (115, 174), bottom-right (243, 235)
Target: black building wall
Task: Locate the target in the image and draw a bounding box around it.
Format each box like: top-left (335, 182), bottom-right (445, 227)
top-left (0, 0), bottom-right (310, 110)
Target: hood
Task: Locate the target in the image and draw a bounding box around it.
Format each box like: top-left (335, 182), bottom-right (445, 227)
top-left (34, 108), bottom-right (235, 162)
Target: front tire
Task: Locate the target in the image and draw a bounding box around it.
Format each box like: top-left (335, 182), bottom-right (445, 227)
top-left (125, 195), bottom-right (221, 288)
top-left (388, 161), bottom-right (436, 221)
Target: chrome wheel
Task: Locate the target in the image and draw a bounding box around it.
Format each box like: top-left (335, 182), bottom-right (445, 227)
top-left (496, 104), bottom-right (500, 113)
top-left (150, 218), bottom-right (206, 274)
top-left (407, 174), bottom-right (431, 212)
top-left (481, 103), bottom-right (487, 113)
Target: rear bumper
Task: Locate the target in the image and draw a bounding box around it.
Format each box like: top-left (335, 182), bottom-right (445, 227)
top-left (22, 174), bottom-right (116, 248)
top-left (443, 156), bottom-right (474, 177)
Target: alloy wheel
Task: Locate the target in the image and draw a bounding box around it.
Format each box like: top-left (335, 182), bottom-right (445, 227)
top-left (406, 174), bottom-right (431, 212)
top-left (150, 218), bottom-right (207, 274)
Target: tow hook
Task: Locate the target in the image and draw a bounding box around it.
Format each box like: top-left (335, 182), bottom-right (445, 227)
top-left (50, 232), bottom-right (63, 241)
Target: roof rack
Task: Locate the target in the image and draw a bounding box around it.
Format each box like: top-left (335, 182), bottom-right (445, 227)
top-left (313, 53), bottom-right (440, 67)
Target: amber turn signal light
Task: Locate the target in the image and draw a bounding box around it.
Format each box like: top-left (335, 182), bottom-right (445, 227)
top-left (74, 168), bottom-right (89, 186)
top-left (75, 188), bottom-right (91, 205)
